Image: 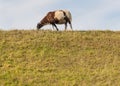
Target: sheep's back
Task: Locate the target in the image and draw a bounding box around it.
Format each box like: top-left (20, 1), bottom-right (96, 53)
top-left (54, 10), bottom-right (72, 24)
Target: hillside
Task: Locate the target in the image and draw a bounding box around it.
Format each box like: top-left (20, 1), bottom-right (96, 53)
top-left (0, 30), bottom-right (120, 86)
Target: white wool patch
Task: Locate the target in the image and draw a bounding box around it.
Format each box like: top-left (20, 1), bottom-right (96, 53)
top-left (54, 10), bottom-right (66, 24)
top-left (63, 10), bottom-right (72, 22)
top-left (54, 10), bottom-right (72, 24)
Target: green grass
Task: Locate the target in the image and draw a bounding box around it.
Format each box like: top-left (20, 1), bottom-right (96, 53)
top-left (0, 30), bottom-right (120, 86)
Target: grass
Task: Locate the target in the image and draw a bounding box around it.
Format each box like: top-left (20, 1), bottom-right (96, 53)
top-left (0, 30), bottom-right (120, 86)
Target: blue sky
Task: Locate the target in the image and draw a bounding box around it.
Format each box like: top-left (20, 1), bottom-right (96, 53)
top-left (0, 0), bottom-right (120, 31)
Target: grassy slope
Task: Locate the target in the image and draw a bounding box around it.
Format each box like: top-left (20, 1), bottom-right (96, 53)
top-left (0, 30), bottom-right (120, 86)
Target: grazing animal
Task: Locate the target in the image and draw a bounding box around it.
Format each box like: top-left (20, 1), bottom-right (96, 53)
top-left (37, 10), bottom-right (73, 31)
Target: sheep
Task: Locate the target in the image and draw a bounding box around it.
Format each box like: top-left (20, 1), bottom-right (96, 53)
top-left (37, 10), bottom-right (73, 31)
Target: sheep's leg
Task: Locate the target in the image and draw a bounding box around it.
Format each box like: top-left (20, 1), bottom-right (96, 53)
top-left (52, 25), bottom-right (55, 31)
top-left (68, 21), bottom-right (73, 31)
top-left (65, 22), bottom-right (67, 31)
top-left (52, 24), bottom-right (59, 31)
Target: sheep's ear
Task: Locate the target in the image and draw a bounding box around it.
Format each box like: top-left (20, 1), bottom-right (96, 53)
top-left (37, 23), bottom-right (40, 30)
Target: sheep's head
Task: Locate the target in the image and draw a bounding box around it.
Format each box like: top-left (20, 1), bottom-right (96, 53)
top-left (37, 23), bottom-right (43, 30)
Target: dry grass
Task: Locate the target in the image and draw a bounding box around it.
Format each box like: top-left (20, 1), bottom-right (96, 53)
top-left (0, 30), bottom-right (120, 86)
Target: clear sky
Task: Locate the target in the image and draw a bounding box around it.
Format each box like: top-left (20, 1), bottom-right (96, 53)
top-left (0, 0), bottom-right (120, 31)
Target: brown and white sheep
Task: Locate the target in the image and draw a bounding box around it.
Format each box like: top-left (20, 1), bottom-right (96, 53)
top-left (37, 10), bottom-right (73, 31)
